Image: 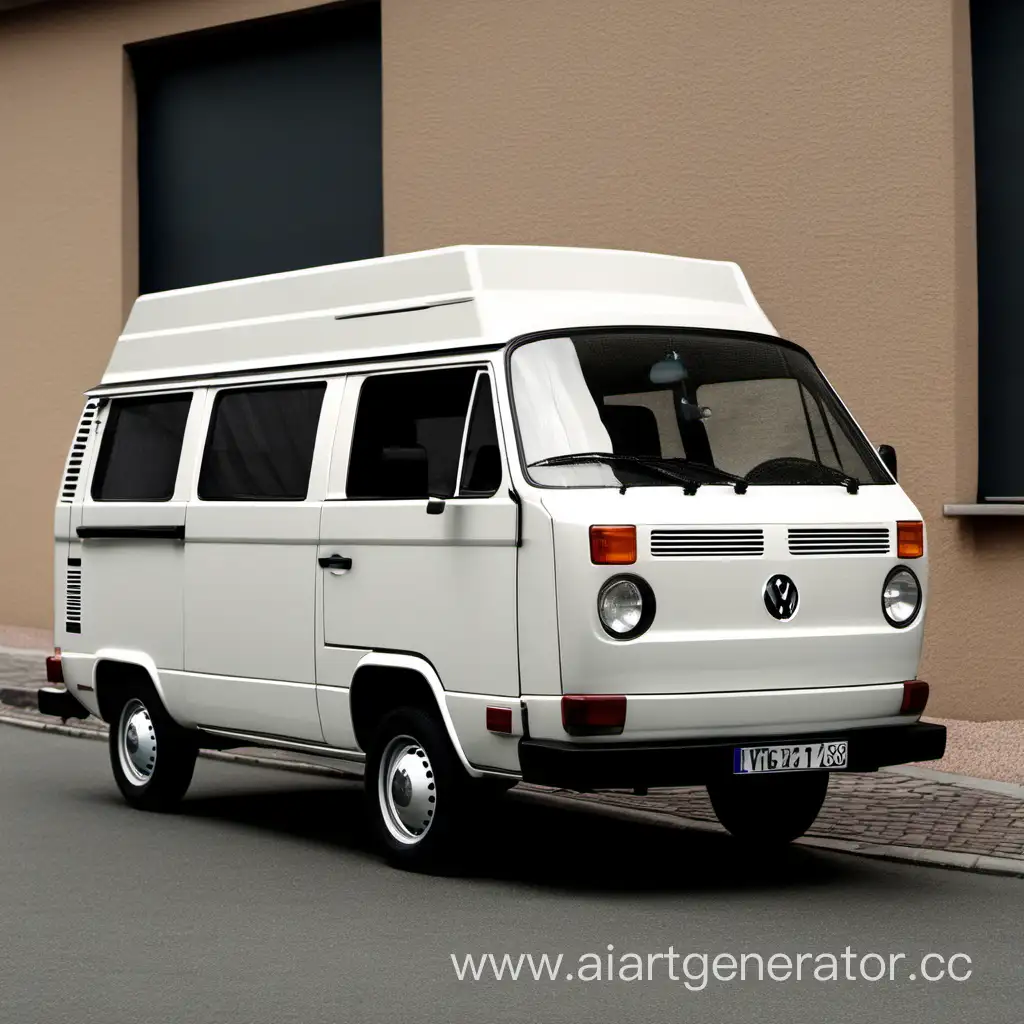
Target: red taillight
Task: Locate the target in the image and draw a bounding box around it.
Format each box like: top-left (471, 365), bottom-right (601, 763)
top-left (486, 706), bottom-right (513, 734)
top-left (562, 694), bottom-right (627, 735)
top-left (589, 526), bottom-right (636, 565)
top-left (900, 680), bottom-right (929, 715)
top-left (45, 648), bottom-right (63, 684)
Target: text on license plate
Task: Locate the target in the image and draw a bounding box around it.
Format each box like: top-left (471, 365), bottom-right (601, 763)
top-left (733, 740), bottom-right (848, 774)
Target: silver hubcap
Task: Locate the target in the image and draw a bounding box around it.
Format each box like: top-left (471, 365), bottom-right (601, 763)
top-left (378, 735), bottom-right (436, 845)
top-left (118, 698), bottom-right (156, 786)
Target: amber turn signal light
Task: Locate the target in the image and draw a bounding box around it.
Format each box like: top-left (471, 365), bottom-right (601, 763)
top-left (897, 521), bottom-right (924, 559)
top-left (590, 525), bottom-right (636, 565)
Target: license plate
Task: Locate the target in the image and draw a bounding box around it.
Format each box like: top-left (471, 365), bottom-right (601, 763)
top-left (733, 740), bottom-right (848, 774)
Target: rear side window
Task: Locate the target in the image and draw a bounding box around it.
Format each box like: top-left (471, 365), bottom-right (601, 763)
top-left (347, 368), bottom-right (480, 499)
top-left (91, 393), bottom-right (192, 501)
top-left (199, 382), bottom-right (326, 501)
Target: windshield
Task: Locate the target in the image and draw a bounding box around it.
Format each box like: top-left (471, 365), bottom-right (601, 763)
top-left (509, 330), bottom-right (890, 488)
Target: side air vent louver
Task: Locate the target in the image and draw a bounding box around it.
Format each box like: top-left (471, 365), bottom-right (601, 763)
top-left (65, 562), bottom-right (82, 634)
top-left (651, 528), bottom-right (765, 557)
top-left (60, 400), bottom-right (99, 502)
top-left (788, 527), bottom-right (891, 555)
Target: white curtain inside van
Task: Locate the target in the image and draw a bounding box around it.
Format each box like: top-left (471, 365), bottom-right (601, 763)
top-left (510, 337), bottom-right (618, 486)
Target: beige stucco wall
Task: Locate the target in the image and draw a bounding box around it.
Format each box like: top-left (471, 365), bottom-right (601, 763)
top-left (0, 0), bottom-right (1019, 716)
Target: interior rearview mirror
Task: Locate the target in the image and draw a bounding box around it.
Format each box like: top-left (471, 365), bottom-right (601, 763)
top-left (877, 444), bottom-right (897, 480)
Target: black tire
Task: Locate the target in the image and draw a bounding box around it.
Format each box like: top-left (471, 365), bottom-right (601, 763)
top-left (365, 706), bottom-right (477, 873)
top-left (706, 771), bottom-right (829, 845)
top-left (108, 683), bottom-right (198, 812)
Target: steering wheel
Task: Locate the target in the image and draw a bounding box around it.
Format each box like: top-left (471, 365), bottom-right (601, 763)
top-left (744, 456), bottom-right (848, 486)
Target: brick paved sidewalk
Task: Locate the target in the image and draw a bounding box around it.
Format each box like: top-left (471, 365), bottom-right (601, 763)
top-left (553, 773), bottom-right (1024, 863)
top-left (2, 686), bottom-right (1023, 870)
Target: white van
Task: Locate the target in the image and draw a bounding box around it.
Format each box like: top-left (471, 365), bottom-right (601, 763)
top-left (40, 245), bottom-right (945, 869)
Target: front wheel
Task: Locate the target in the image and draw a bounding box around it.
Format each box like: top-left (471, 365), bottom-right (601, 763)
top-left (366, 707), bottom-right (478, 872)
top-left (109, 687), bottom-right (198, 811)
top-left (706, 771), bottom-right (829, 845)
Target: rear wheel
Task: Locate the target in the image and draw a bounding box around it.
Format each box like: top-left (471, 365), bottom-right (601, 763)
top-left (707, 771), bottom-right (829, 845)
top-left (108, 686), bottom-right (197, 811)
top-left (366, 706), bottom-right (478, 872)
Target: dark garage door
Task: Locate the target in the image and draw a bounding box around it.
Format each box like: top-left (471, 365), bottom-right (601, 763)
top-left (131, 2), bottom-right (382, 295)
top-left (972, 0), bottom-right (1024, 500)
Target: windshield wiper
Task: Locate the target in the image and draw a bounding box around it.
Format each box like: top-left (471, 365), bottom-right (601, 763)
top-left (528, 452), bottom-right (707, 495)
top-left (815, 463), bottom-right (861, 494)
top-left (644, 457), bottom-right (750, 494)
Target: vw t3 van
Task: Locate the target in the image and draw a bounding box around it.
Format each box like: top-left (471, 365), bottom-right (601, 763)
top-left (40, 245), bottom-right (945, 870)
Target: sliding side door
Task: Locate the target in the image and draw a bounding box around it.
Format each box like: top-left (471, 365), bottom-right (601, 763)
top-left (181, 378), bottom-right (343, 741)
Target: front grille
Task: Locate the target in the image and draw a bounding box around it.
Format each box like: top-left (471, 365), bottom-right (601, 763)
top-left (788, 527), bottom-right (890, 555)
top-left (651, 529), bottom-right (765, 557)
top-left (65, 563), bottom-right (82, 634)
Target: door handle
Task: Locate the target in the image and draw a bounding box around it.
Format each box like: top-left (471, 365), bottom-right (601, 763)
top-left (318, 554), bottom-right (353, 571)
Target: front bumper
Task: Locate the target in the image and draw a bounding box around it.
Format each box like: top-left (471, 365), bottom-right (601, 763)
top-left (518, 722), bottom-right (946, 790)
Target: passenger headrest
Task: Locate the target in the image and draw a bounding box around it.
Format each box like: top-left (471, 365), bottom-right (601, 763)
top-left (379, 444), bottom-right (428, 498)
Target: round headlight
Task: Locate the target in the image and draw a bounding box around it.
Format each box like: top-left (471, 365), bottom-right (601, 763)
top-left (597, 576), bottom-right (655, 639)
top-left (882, 567), bottom-right (922, 628)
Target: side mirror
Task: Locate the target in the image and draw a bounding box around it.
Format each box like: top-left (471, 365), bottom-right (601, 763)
top-left (426, 483), bottom-right (455, 515)
top-left (878, 444), bottom-right (897, 480)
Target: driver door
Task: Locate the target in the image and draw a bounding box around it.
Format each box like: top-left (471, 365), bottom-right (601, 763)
top-left (315, 366), bottom-right (519, 747)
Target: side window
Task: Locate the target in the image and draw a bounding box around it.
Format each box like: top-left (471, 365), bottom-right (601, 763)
top-left (346, 368), bottom-right (478, 499)
top-left (91, 393), bottom-right (192, 501)
top-left (198, 382), bottom-right (326, 501)
top-left (458, 374), bottom-right (502, 497)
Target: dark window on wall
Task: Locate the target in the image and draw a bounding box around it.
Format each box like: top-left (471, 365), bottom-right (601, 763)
top-left (130, 3), bottom-right (382, 294)
top-left (199, 383), bottom-right (326, 501)
top-left (92, 394), bottom-right (192, 501)
top-left (971, 1), bottom-right (1024, 500)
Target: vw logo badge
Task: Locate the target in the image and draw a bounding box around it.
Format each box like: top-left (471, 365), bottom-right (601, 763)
top-left (764, 574), bottom-right (799, 620)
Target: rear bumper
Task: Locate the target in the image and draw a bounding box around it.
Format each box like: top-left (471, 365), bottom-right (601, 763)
top-left (37, 686), bottom-right (91, 721)
top-left (518, 722), bottom-right (946, 790)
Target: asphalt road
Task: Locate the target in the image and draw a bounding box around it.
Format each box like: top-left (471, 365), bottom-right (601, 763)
top-left (1, 726), bottom-right (1021, 1024)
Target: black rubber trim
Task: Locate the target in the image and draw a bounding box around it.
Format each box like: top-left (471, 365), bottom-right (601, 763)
top-left (508, 488), bottom-right (522, 547)
top-left (76, 525), bottom-right (185, 540)
top-left (518, 722), bottom-right (947, 790)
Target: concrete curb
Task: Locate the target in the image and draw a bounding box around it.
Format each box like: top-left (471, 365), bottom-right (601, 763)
top-left (3, 709), bottom-right (1022, 880)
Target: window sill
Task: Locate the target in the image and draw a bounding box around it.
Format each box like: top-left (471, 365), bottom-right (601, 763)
top-left (943, 503), bottom-right (1024, 517)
